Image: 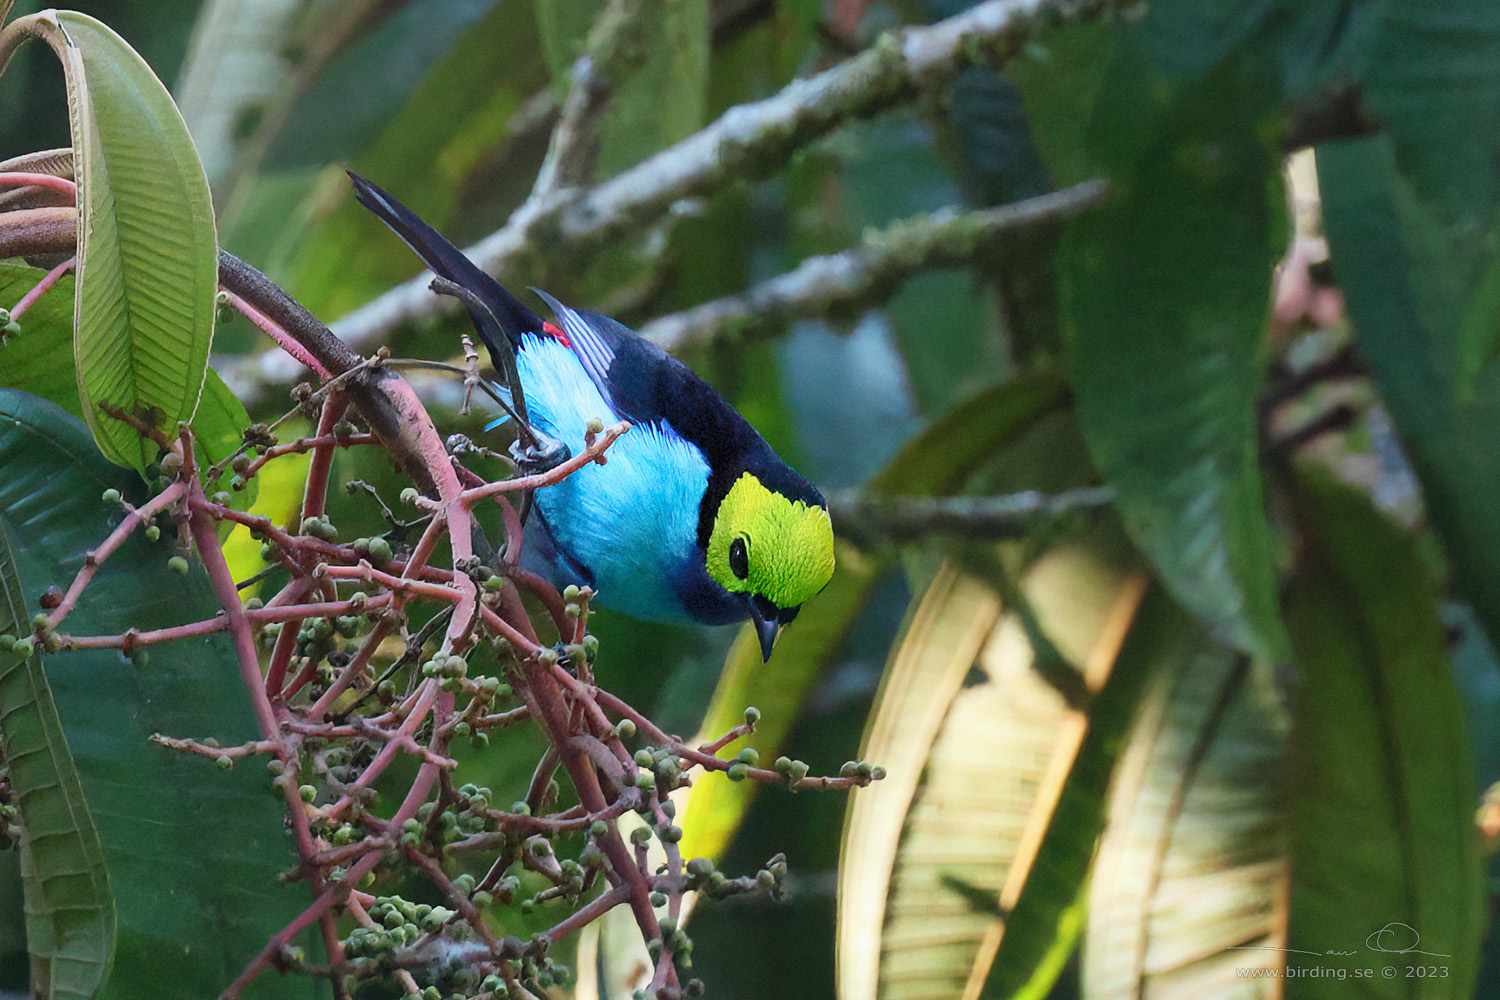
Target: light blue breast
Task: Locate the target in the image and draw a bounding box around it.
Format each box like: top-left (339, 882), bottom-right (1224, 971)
top-left (513, 335), bottom-right (710, 623)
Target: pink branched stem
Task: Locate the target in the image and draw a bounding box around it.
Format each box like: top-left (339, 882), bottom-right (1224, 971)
top-left (185, 465), bottom-right (334, 971)
top-left (45, 480), bottom-right (186, 631)
top-left (0, 171), bottom-right (77, 199)
top-left (10, 254), bottom-right (73, 319)
top-left (250, 594), bottom-right (391, 624)
top-left (305, 619), bottom-right (393, 721)
top-left (298, 393), bottom-right (347, 523)
top-left (459, 421), bottom-right (629, 506)
top-left (478, 604), bottom-right (545, 654)
top-left (220, 289), bottom-right (331, 379)
top-left (56, 617), bottom-right (224, 650)
top-left (245, 431), bottom-right (378, 475)
top-left (401, 845), bottom-right (501, 950)
top-left (323, 678), bottom-right (441, 822)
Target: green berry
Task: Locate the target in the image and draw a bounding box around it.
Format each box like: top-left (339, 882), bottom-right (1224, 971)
top-left (167, 556), bottom-right (189, 574)
top-left (736, 748), bottom-right (759, 767)
top-left (727, 762), bottom-right (748, 782)
top-left (585, 417), bottom-right (604, 434)
top-left (144, 525), bottom-right (161, 542)
top-left (400, 488), bottom-right (420, 506)
top-left (299, 784), bottom-right (317, 802)
top-left (590, 820), bottom-right (609, 838)
top-left (615, 719), bottom-right (636, 741)
top-left (744, 706), bottom-right (761, 725)
top-left (215, 755), bottom-right (233, 771)
top-left (101, 488), bottom-right (121, 504)
top-left (367, 537), bottom-right (393, 568)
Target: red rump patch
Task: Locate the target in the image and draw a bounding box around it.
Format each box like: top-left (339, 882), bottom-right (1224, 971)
top-left (543, 320), bottom-right (570, 347)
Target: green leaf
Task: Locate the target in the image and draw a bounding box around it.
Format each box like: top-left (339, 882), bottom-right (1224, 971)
top-left (1284, 471), bottom-right (1483, 997)
top-left (0, 261), bottom-right (83, 419)
top-left (193, 367), bottom-right (257, 512)
top-left (0, 389), bottom-right (314, 999)
top-left (272, 0), bottom-right (547, 319)
top-left (0, 262), bottom-right (254, 518)
top-left (46, 10), bottom-right (218, 470)
top-left (0, 524), bottom-right (112, 1000)
top-left (1315, 0), bottom-right (1500, 653)
top-left (1060, 31), bottom-right (1286, 659)
top-left (595, 0), bottom-right (710, 177)
top-left (534, 0), bottom-right (605, 93)
top-left (868, 374), bottom-right (1068, 497)
top-left (1082, 630), bottom-right (1288, 996)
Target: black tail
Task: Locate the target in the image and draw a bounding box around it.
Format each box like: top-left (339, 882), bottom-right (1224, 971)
top-left (347, 171), bottom-right (545, 360)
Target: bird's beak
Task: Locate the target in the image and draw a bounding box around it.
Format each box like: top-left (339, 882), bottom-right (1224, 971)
top-left (754, 616), bottom-right (781, 662)
top-left (749, 601), bottom-right (781, 662)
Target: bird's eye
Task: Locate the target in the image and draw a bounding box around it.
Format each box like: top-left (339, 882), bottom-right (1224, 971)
top-left (728, 536), bottom-right (749, 580)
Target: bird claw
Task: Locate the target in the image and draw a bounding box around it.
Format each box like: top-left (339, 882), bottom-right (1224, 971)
top-left (511, 433), bottom-right (571, 475)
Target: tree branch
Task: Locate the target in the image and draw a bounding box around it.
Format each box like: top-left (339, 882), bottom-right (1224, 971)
top-left (641, 179), bottom-right (1109, 351)
top-left (220, 0), bottom-right (1114, 396)
top-left (831, 486), bottom-right (1116, 548)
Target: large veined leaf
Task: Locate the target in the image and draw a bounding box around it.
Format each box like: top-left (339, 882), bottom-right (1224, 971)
top-left (977, 581), bottom-right (1167, 1000)
top-left (0, 260), bottom-right (254, 517)
top-left (1059, 24), bottom-right (1286, 660)
top-left (1315, 0), bottom-right (1500, 653)
top-left (0, 389), bottom-right (315, 999)
top-left (1284, 471), bottom-right (1483, 997)
top-left (0, 526), bottom-right (111, 999)
top-left (1082, 619), bottom-right (1288, 996)
top-left (837, 548), bottom-right (1144, 1000)
top-left (21, 11), bottom-right (219, 471)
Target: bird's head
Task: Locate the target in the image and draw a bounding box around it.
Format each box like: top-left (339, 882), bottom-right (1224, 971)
top-left (705, 471), bottom-right (835, 661)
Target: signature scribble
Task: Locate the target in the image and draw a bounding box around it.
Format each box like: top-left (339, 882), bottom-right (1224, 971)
top-left (1365, 922), bottom-right (1450, 958)
top-left (1226, 921), bottom-right (1450, 959)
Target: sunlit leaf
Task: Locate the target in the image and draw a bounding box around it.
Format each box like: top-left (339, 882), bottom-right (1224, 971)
top-left (1082, 624), bottom-right (1287, 996)
top-left (838, 548), bottom-right (1144, 1000)
top-left (677, 541), bottom-right (880, 864)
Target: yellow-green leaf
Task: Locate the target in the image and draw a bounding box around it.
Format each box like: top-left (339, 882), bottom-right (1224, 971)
top-left (52, 11), bottom-right (218, 468)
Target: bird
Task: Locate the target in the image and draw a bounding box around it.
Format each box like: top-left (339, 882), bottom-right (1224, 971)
top-left (349, 173), bottom-right (835, 660)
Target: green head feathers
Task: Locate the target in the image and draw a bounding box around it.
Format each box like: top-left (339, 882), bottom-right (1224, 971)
top-left (706, 472), bottom-right (835, 609)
